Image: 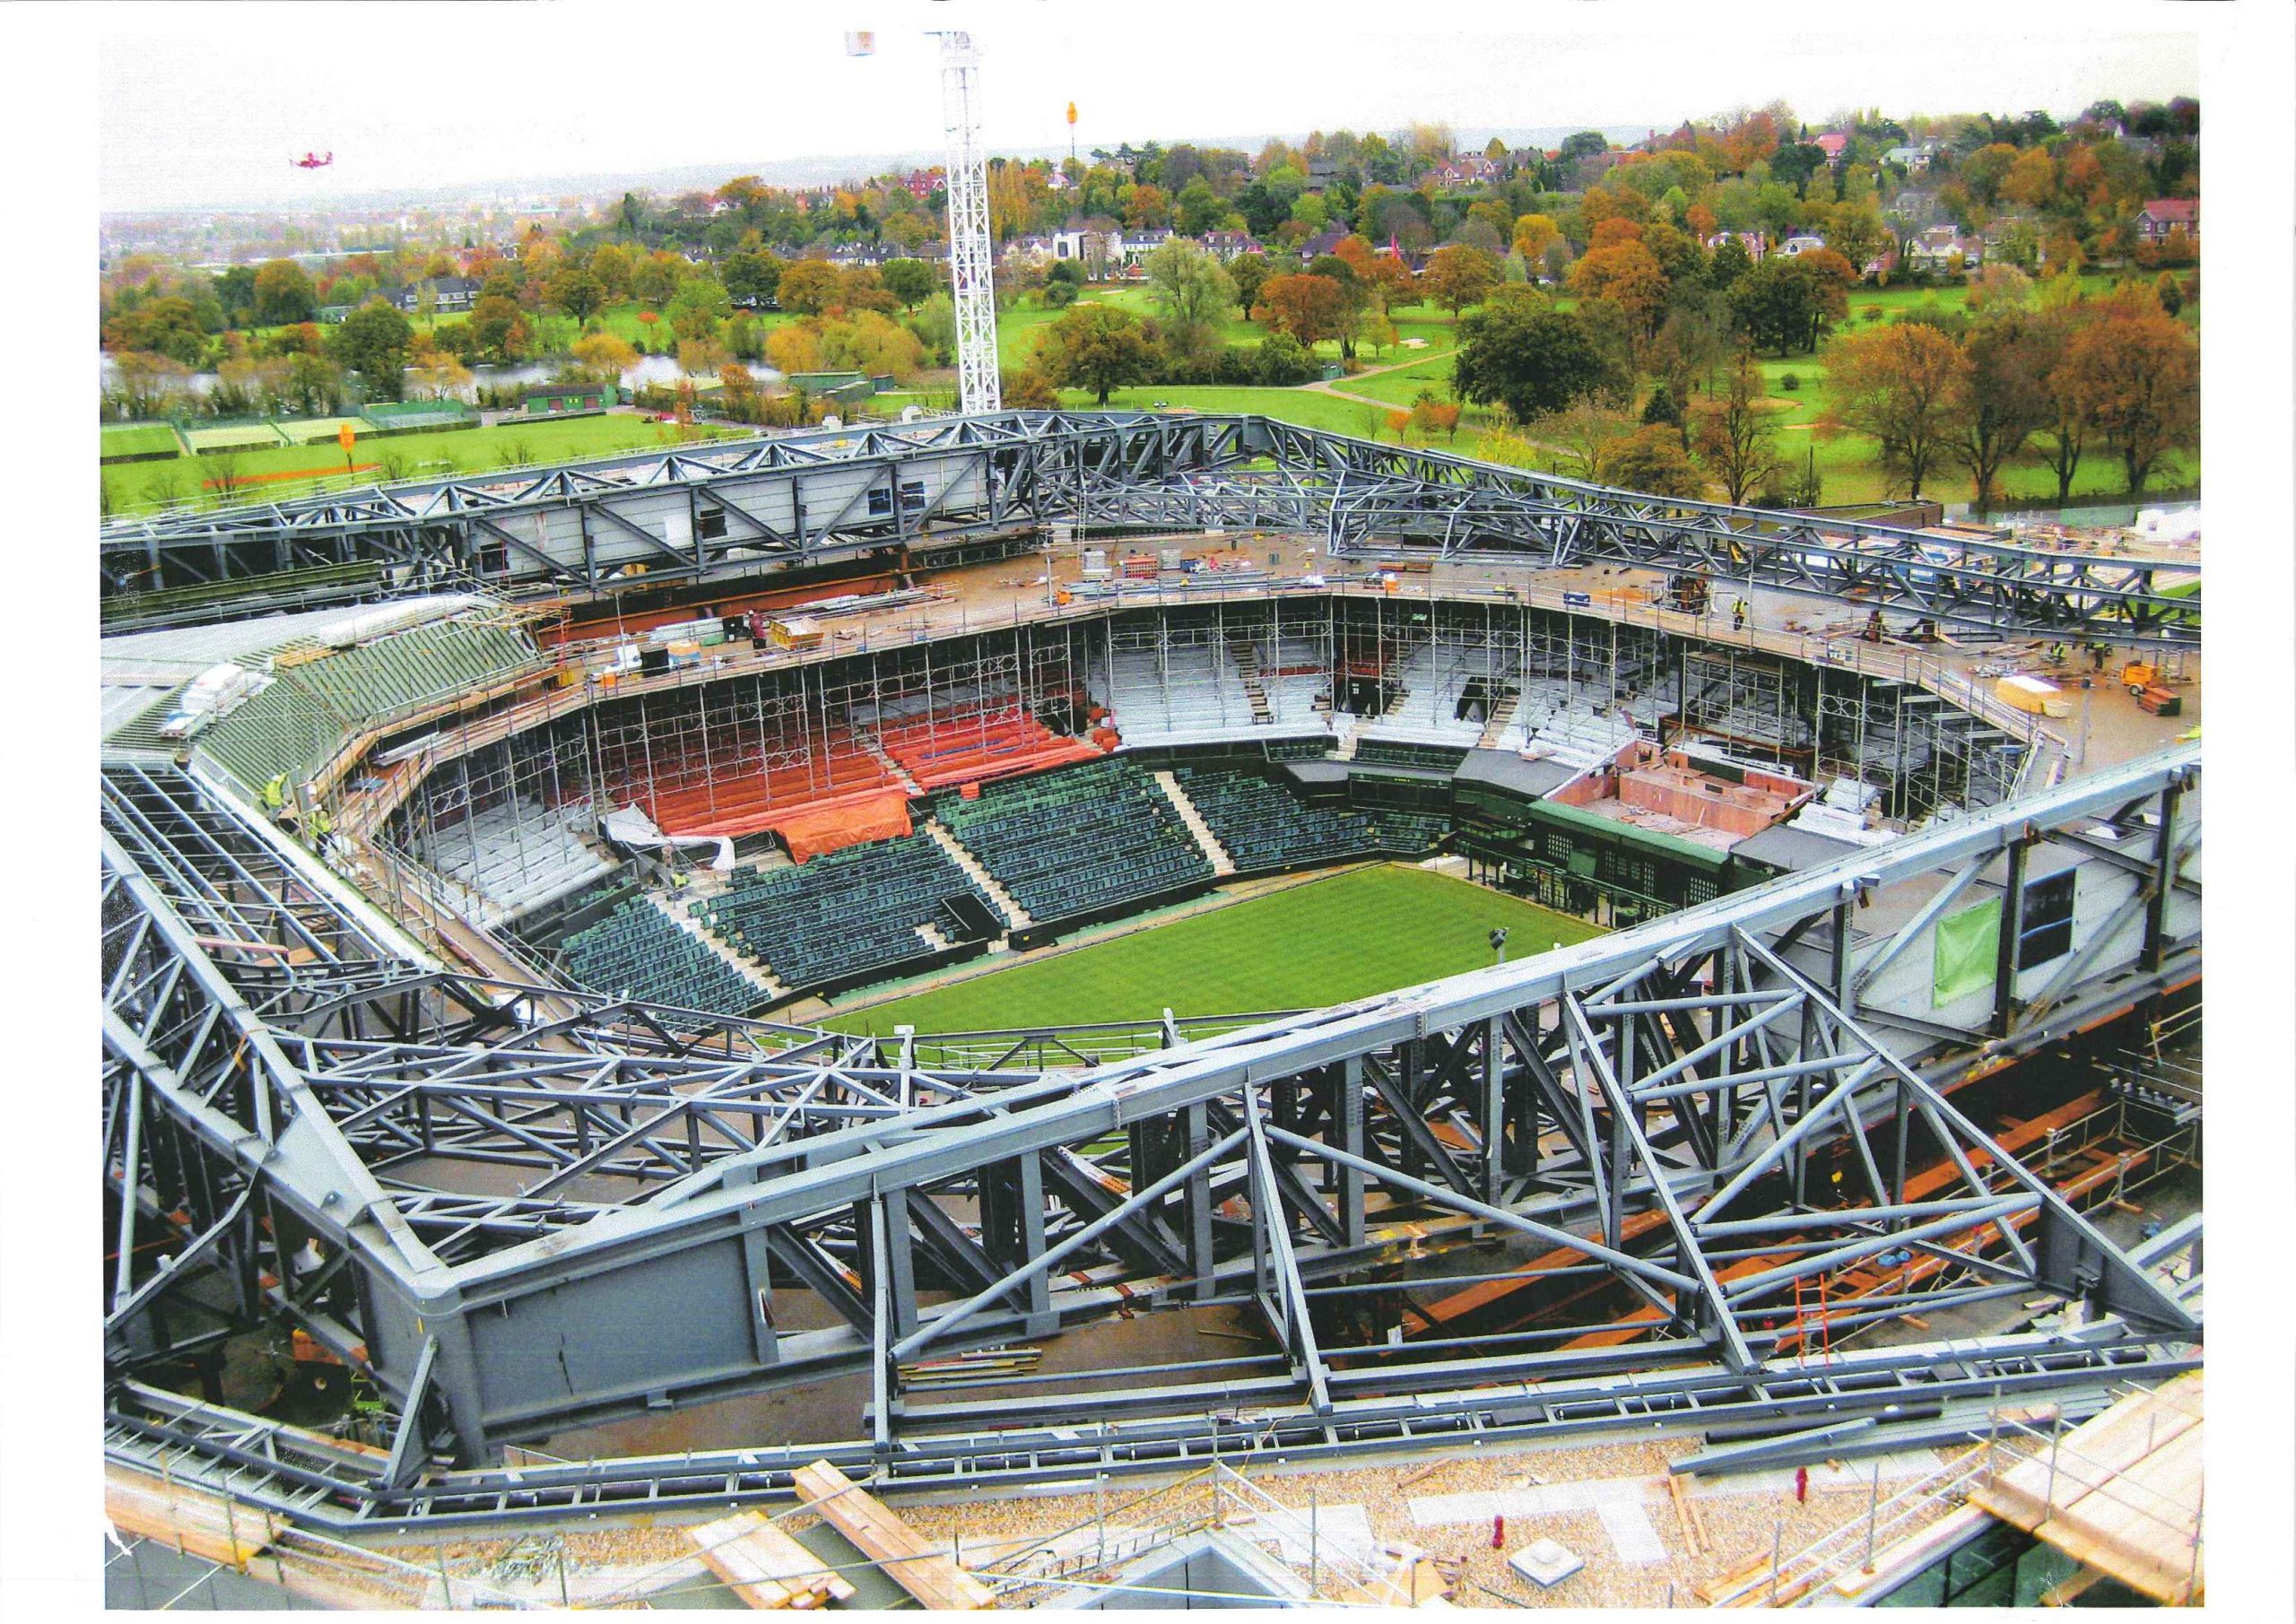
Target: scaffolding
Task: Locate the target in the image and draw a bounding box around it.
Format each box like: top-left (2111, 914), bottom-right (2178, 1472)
top-left (1672, 646), bottom-right (1814, 766)
top-left (383, 715), bottom-right (610, 927)
top-left (1813, 667), bottom-right (2029, 823)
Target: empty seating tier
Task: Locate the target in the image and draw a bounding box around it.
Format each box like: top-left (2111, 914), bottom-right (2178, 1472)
top-left (1265, 738), bottom-right (1334, 761)
top-left (561, 899), bottom-right (761, 1018)
top-left (1352, 740), bottom-right (1471, 771)
top-left (1171, 767), bottom-right (1391, 872)
top-left (935, 758), bottom-right (1213, 925)
top-left (1366, 808), bottom-right (1451, 852)
top-left (696, 832), bottom-right (992, 994)
top-left (876, 704), bottom-right (1102, 790)
top-left (642, 736), bottom-right (899, 840)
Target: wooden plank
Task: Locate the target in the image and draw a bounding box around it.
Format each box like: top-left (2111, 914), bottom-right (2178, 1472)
top-left (1409, 1557), bottom-right (1453, 1603)
top-left (791, 1460), bottom-right (992, 1610)
top-left (691, 1511), bottom-right (856, 1609)
top-left (1666, 1473), bottom-right (1703, 1557)
top-left (105, 1468), bottom-right (270, 1569)
top-left (1968, 1375), bottom-right (2205, 1606)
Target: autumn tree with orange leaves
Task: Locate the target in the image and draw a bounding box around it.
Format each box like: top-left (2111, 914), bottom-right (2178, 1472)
top-left (1568, 241), bottom-right (1670, 339)
top-left (1824, 323), bottom-right (1971, 500)
top-left (1422, 245), bottom-right (1502, 316)
top-left (2059, 300), bottom-right (2199, 499)
top-left (1252, 273), bottom-right (1351, 350)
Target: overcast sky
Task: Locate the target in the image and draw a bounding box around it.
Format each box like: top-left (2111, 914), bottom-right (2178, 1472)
top-left (96, 0), bottom-right (2201, 212)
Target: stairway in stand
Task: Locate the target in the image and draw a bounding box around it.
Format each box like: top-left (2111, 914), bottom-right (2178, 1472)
top-left (658, 893), bottom-right (787, 1002)
top-left (922, 819), bottom-right (1031, 928)
top-left (1233, 640), bottom-right (1275, 725)
top-left (1152, 770), bottom-right (1236, 876)
top-left (1475, 690), bottom-right (1521, 751)
top-left (1335, 714), bottom-right (1363, 760)
top-left (859, 734), bottom-right (925, 796)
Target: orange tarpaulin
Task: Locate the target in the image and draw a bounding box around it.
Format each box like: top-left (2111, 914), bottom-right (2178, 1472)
top-left (770, 792), bottom-right (915, 862)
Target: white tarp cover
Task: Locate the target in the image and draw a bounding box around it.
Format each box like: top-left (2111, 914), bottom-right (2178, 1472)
top-left (601, 805), bottom-right (735, 871)
top-left (161, 663), bottom-right (273, 737)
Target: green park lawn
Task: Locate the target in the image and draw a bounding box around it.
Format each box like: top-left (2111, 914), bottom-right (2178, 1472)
top-left (829, 864), bottom-right (1605, 1035)
top-left (102, 411), bottom-right (752, 516)
top-left (1052, 383), bottom-right (1387, 438)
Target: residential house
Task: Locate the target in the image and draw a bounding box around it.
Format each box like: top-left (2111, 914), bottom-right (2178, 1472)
top-left (1902, 224), bottom-right (1983, 274)
top-left (1114, 227), bottom-right (1173, 268)
top-left (1429, 153), bottom-right (1500, 187)
top-left (1886, 190), bottom-right (1940, 229)
top-left (1049, 227), bottom-right (1121, 273)
top-left (1302, 158), bottom-right (1341, 194)
top-left (387, 276), bottom-right (481, 316)
top-left (1813, 132), bottom-right (1852, 169)
top-left (1295, 227), bottom-right (1350, 265)
top-left (1881, 144), bottom-right (1938, 173)
top-left (2134, 198), bottom-right (2198, 246)
top-left (1776, 235), bottom-right (1830, 258)
top-left (1702, 230), bottom-right (1767, 263)
top-left (897, 168), bottom-right (942, 201)
top-left (1005, 235), bottom-right (1056, 265)
top-left (1198, 230), bottom-right (1263, 262)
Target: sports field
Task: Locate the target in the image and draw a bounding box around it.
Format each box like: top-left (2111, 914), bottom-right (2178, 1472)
top-left (830, 864), bottom-right (1604, 1036)
top-left (100, 423), bottom-right (183, 459)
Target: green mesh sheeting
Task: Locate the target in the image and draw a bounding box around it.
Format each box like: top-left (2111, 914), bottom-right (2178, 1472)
top-left (198, 619), bottom-right (537, 793)
top-left (1933, 898), bottom-right (2001, 1008)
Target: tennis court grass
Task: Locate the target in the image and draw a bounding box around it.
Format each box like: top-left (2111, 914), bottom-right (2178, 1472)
top-left (184, 422), bottom-right (285, 453)
top-left (830, 864), bottom-right (1604, 1036)
top-left (276, 415), bottom-right (365, 445)
top-left (100, 423), bottom-right (183, 459)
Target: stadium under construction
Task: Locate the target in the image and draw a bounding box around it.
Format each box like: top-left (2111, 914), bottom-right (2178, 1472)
top-left (100, 412), bottom-right (2204, 1608)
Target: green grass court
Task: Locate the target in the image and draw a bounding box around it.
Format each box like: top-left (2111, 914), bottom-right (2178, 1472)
top-left (100, 423), bottom-right (183, 459)
top-left (830, 864), bottom-right (1605, 1037)
top-left (276, 415), bottom-right (365, 445)
top-left (182, 422), bottom-right (284, 453)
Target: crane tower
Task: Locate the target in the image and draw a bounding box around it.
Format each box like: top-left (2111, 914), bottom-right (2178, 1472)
top-left (935, 31), bottom-right (1001, 414)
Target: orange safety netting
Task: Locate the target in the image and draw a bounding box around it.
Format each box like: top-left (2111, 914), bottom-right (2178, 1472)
top-left (768, 791), bottom-right (916, 863)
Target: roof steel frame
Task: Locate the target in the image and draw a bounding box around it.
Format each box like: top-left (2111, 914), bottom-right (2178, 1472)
top-left (102, 743), bottom-right (2200, 1506)
top-left (101, 413), bottom-right (2198, 643)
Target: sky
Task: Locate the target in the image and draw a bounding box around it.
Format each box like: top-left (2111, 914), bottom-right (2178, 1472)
top-left (92, 0), bottom-right (2201, 213)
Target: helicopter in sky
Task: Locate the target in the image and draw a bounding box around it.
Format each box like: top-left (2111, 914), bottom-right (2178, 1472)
top-left (291, 151), bottom-right (335, 170)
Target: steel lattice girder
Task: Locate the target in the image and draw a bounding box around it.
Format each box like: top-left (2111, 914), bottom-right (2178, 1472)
top-left (102, 745), bottom-right (2199, 1470)
top-left (106, 1320), bottom-right (2198, 1533)
top-left (100, 413), bottom-right (2199, 644)
top-left (97, 413), bottom-right (1253, 608)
